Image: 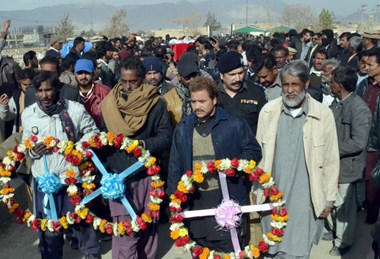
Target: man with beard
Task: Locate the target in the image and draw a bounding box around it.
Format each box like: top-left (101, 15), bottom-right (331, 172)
top-left (74, 59), bottom-right (110, 128)
top-left (96, 41), bottom-right (115, 88)
top-left (320, 59), bottom-right (340, 106)
top-left (100, 57), bottom-right (172, 259)
top-left (143, 56), bottom-right (174, 95)
top-left (256, 60), bottom-right (339, 258)
top-left (218, 51), bottom-right (266, 134)
top-left (21, 71), bottom-right (100, 259)
top-left (300, 29), bottom-right (314, 61)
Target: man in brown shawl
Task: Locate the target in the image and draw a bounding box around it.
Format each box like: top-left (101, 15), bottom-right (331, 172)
top-left (100, 57), bottom-right (173, 259)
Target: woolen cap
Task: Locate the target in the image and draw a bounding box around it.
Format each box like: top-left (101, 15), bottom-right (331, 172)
top-left (218, 51), bottom-right (243, 73)
top-left (143, 57), bottom-right (163, 73)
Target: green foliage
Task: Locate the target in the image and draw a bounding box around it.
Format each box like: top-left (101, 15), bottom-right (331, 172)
top-left (319, 9), bottom-right (334, 30)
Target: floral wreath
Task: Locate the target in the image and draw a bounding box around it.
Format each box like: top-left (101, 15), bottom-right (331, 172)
top-left (169, 158), bottom-right (288, 259)
top-left (0, 132), bottom-right (163, 235)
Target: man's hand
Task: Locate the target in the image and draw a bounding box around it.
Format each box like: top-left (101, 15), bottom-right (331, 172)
top-left (210, 39), bottom-right (220, 52)
top-left (319, 206), bottom-right (332, 218)
top-left (0, 93), bottom-right (9, 106)
top-left (32, 143), bottom-right (48, 156)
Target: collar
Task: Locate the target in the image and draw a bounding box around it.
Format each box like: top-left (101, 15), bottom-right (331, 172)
top-left (79, 83), bottom-right (95, 100)
top-left (282, 96), bottom-right (308, 117)
top-left (219, 81), bottom-right (247, 94)
top-left (48, 47), bottom-right (60, 52)
top-left (268, 74), bottom-right (281, 88)
top-left (98, 59), bottom-right (108, 67)
top-left (340, 92), bottom-right (354, 104)
top-left (369, 77), bottom-right (380, 87)
top-left (184, 106), bottom-right (228, 126)
top-left (309, 67), bottom-right (321, 76)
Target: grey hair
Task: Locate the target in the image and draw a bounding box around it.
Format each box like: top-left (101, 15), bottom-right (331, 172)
top-left (321, 58), bottom-right (340, 70)
top-left (280, 60), bottom-right (309, 84)
top-left (349, 36), bottom-right (362, 52)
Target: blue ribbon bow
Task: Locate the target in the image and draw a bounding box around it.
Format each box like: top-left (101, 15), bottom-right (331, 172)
top-left (81, 149), bottom-right (147, 221)
top-left (36, 155), bottom-right (62, 221)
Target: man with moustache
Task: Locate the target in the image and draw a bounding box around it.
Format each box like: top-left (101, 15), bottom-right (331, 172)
top-left (21, 71), bottom-right (100, 259)
top-left (100, 57), bottom-right (172, 259)
top-left (218, 51), bottom-right (266, 134)
top-left (167, 76), bottom-right (262, 253)
top-left (74, 59), bottom-right (110, 128)
top-left (320, 59), bottom-right (340, 106)
top-left (256, 60), bottom-right (340, 258)
top-left (143, 56), bottom-right (174, 95)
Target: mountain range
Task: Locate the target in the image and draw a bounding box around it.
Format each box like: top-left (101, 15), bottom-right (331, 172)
top-left (0, 0), bottom-right (373, 33)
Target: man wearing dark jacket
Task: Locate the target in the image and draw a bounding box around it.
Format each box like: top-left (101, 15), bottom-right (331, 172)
top-left (326, 66), bottom-right (372, 256)
top-left (357, 48), bottom-right (380, 224)
top-left (167, 76), bottom-right (262, 253)
top-left (288, 29), bottom-right (302, 60)
top-left (218, 51), bottom-right (267, 135)
top-left (100, 57), bottom-right (172, 259)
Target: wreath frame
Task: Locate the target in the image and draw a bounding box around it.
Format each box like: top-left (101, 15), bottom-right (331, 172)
top-left (169, 158), bottom-right (288, 259)
top-left (0, 132), bottom-right (164, 236)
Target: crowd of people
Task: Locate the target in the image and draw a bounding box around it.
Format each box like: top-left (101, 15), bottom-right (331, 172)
top-left (1, 17), bottom-right (380, 259)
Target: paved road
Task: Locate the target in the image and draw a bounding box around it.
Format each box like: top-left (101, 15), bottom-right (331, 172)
top-left (0, 209), bottom-right (373, 259)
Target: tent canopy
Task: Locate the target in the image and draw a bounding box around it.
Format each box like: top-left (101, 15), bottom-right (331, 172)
top-left (233, 26), bottom-right (267, 34)
top-left (270, 25), bottom-right (294, 33)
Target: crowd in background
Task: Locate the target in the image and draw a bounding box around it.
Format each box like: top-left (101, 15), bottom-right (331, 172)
top-left (2, 17), bottom-right (380, 259)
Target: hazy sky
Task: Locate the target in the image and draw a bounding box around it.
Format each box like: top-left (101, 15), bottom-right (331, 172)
top-left (2, 0), bottom-right (380, 16)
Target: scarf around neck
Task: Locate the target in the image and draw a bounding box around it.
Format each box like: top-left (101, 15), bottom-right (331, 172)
top-left (100, 82), bottom-right (160, 136)
top-left (38, 98), bottom-right (76, 141)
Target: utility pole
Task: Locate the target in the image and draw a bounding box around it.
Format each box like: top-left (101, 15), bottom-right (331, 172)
top-left (246, 0), bottom-right (248, 26)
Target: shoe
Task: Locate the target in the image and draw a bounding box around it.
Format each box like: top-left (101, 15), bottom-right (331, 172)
top-left (322, 231), bottom-right (334, 241)
top-left (329, 246), bottom-right (350, 256)
top-left (84, 254), bottom-right (98, 259)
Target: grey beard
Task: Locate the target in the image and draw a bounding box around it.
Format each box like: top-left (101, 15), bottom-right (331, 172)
top-left (282, 90), bottom-right (306, 108)
top-left (321, 83), bottom-right (332, 96)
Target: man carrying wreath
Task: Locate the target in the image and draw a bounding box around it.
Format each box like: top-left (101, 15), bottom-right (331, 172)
top-left (256, 60), bottom-right (340, 258)
top-left (100, 56), bottom-right (173, 259)
top-left (21, 71), bottom-right (100, 259)
top-left (167, 76), bottom-right (262, 253)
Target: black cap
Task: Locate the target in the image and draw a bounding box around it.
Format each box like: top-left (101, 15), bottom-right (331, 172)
top-left (177, 52), bottom-right (200, 77)
top-left (218, 51), bottom-right (243, 73)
